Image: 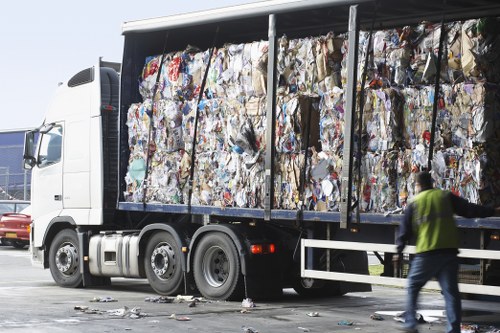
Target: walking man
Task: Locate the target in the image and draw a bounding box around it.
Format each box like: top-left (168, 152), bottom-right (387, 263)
top-left (395, 171), bottom-right (500, 333)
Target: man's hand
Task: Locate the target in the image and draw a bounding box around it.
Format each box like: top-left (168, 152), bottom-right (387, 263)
top-left (392, 253), bottom-right (402, 275)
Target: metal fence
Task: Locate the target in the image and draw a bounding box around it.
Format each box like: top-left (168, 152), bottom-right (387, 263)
top-left (0, 142), bottom-right (31, 201)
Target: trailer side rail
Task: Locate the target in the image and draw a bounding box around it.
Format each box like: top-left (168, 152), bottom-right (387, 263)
top-left (301, 239), bottom-right (500, 296)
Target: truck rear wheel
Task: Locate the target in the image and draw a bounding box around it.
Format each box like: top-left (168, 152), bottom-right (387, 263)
top-left (144, 231), bottom-right (184, 295)
top-left (193, 232), bottom-right (244, 300)
top-left (49, 229), bottom-right (83, 288)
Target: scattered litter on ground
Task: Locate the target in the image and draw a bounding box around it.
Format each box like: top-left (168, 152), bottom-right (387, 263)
top-left (74, 306), bottom-right (104, 315)
top-left (90, 296), bottom-right (117, 303)
top-left (107, 306), bottom-right (130, 317)
top-left (370, 314), bottom-right (384, 321)
top-left (102, 306), bottom-right (148, 319)
top-left (393, 314), bottom-right (405, 323)
top-left (376, 310), bottom-right (444, 323)
top-left (168, 314), bottom-right (191, 321)
top-left (307, 312), bottom-right (319, 317)
top-left (242, 298), bottom-right (256, 308)
top-left (74, 306), bottom-right (89, 311)
top-left (145, 295), bottom-right (207, 304)
top-left (461, 324), bottom-right (479, 333)
top-left (240, 309), bottom-right (252, 314)
top-left (188, 300), bottom-right (196, 308)
top-left (457, 324), bottom-right (500, 333)
top-left (242, 326), bottom-right (258, 333)
top-left (375, 311), bottom-right (404, 317)
top-left (392, 312), bottom-right (426, 324)
top-left (485, 328), bottom-right (500, 333)
top-left (297, 327), bottom-right (310, 332)
top-left (338, 320), bottom-right (353, 326)
top-left (145, 296), bottom-right (174, 303)
top-left (129, 307), bottom-right (147, 319)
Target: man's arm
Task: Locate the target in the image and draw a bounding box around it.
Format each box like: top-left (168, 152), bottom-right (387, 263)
top-left (396, 202), bottom-right (414, 254)
top-left (449, 193), bottom-right (496, 218)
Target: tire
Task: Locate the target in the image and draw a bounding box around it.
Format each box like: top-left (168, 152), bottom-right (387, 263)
top-left (1, 239), bottom-right (12, 246)
top-left (193, 232), bottom-right (244, 300)
top-left (49, 229), bottom-right (83, 288)
top-left (144, 231), bottom-right (184, 296)
top-left (293, 278), bottom-right (342, 297)
top-left (293, 249), bottom-right (345, 297)
top-left (12, 241), bottom-right (27, 249)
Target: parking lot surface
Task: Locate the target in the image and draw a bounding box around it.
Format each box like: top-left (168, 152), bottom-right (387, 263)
top-left (1, 246), bottom-right (499, 333)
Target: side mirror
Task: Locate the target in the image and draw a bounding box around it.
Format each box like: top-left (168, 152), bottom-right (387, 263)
top-left (23, 130), bottom-right (36, 170)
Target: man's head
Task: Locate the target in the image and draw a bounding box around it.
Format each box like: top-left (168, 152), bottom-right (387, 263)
top-left (415, 171), bottom-right (433, 192)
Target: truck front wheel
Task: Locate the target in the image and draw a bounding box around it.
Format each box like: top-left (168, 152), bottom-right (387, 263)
top-left (144, 231), bottom-right (184, 295)
top-left (193, 232), bottom-right (244, 300)
top-left (49, 229), bottom-right (83, 288)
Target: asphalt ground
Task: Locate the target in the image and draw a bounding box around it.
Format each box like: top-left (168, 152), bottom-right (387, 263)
top-left (1, 246), bottom-right (499, 333)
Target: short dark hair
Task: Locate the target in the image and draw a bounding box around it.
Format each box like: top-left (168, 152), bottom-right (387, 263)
top-left (416, 171), bottom-right (433, 190)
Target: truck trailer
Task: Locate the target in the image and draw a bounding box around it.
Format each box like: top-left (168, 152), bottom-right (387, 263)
top-left (24, 0), bottom-right (500, 300)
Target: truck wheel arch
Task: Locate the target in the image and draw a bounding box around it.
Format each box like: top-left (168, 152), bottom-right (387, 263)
top-left (187, 224), bottom-right (248, 276)
top-left (42, 217), bottom-right (77, 268)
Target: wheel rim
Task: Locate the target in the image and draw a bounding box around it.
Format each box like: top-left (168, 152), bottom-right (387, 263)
top-left (55, 243), bottom-right (79, 276)
top-left (202, 245), bottom-right (229, 288)
top-left (150, 242), bottom-right (176, 280)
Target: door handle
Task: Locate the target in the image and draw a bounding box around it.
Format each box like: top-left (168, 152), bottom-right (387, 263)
top-left (54, 195), bottom-right (62, 201)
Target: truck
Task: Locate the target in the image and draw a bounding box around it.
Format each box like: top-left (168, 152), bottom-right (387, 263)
top-left (23, 0), bottom-right (500, 300)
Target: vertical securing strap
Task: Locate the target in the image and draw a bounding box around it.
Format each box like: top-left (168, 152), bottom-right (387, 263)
top-left (142, 32), bottom-right (169, 208)
top-left (428, 10), bottom-right (446, 171)
top-left (187, 27), bottom-right (220, 212)
top-left (297, 98), bottom-right (315, 225)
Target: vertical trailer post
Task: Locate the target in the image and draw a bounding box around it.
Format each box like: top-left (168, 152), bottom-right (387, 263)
top-left (340, 5), bottom-right (359, 229)
top-left (264, 14), bottom-right (278, 221)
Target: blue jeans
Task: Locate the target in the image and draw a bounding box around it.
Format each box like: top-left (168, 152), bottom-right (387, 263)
top-left (404, 252), bottom-right (461, 333)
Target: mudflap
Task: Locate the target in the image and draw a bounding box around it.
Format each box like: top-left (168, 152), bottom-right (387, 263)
top-left (244, 273), bottom-right (283, 300)
top-left (337, 249), bottom-right (372, 293)
top-left (184, 271), bottom-right (200, 296)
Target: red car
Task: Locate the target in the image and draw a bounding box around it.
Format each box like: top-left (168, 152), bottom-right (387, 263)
top-left (0, 209), bottom-right (31, 249)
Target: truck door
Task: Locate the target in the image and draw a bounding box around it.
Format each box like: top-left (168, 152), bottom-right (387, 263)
top-left (31, 124), bottom-right (64, 245)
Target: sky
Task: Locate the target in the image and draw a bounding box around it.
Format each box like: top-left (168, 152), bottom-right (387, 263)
top-left (0, 0), bottom-right (261, 131)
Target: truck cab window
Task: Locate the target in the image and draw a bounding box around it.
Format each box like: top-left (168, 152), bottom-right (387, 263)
top-left (38, 126), bottom-right (62, 167)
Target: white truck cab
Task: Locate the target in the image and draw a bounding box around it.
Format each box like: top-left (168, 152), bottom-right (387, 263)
top-left (24, 60), bottom-right (120, 270)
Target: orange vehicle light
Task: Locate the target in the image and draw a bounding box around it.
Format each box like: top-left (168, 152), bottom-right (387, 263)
top-left (250, 244), bottom-right (276, 255)
top-left (250, 245), bottom-right (263, 254)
